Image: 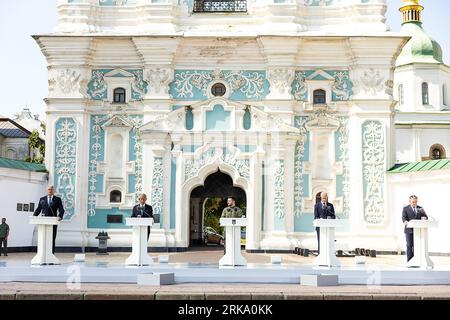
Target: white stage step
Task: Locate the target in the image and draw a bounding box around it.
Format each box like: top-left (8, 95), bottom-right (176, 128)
top-left (1, 262), bottom-right (450, 285)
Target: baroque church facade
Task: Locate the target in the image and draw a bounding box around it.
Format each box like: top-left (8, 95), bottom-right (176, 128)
top-left (35, 0), bottom-right (449, 252)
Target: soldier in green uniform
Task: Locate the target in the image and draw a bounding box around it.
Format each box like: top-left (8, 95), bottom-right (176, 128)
top-left (221, 197), bottom-right (244, 218)
top-left (0, 218), bottom-right (9, 256)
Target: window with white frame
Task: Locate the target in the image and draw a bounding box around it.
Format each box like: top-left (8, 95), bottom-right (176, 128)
top-left (443, 84), bottom-right (447, 106)
top-left (110, 190), bottom-right (122, 203)
top-left (113, 87), bottom-right (126, 103)
top-left (422, 82), bottom-right (429, 105)
top-left (313, 89), bottom-right (326, 105)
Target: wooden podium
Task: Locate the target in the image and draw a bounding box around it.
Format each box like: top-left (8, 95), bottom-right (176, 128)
top-left (406, 219), bottom-right (438, 269)
top-left (30, 216), bottom-right (60, 265)
top-left (125, 218), bottom-right (154, 266)
top-left (313, 219), bottom-right (347, 267)
top-left (219, 218), bottom-right (247, 267)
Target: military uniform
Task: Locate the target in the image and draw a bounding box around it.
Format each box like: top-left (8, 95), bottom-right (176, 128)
top-left (221, 206), bottom-right (244, 218)
top-left (0, 222), bottom-right (9, 256)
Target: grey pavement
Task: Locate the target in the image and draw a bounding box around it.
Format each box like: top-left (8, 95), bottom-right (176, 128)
top-left (1, 251), bottom-right (450, 300)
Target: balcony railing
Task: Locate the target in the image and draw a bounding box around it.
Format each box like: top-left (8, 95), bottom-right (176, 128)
top-left (193, 0), bottom-right (247, 13)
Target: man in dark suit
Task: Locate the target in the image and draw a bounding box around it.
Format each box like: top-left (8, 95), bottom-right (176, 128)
top-left (33, 185), bottom-right (65, 254)
top-left (131, 193), bottom-right (153, 240)
top-left (314, 192), bottom-right (336, 254)
top-left (402, 195), bottom-right (428, 262)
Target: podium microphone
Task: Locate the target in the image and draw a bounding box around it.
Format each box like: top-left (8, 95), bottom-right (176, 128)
top-left (49, 204), bottom-right (55, 217)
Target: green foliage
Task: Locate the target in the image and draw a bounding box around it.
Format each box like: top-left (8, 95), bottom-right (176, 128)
top-left (203, 197), bottom-right (247, 235)
top-left (25, 129), bottom-right (45, 164)
top-left (204, 197), bottom-right (227, 235)
top-left (40, 123), bottom-right (46, 135)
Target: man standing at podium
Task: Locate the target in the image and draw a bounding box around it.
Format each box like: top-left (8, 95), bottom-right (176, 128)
top-left (402, 195), bottom-right (428, 262)
top-left (221, 197), bottom-right (243, 218)
top-left (131, 194), bottom-right (153, 240)
top-left (33, 185), bottom-right (65, 254)
top-left (314, 192), bottom-right (335, 254)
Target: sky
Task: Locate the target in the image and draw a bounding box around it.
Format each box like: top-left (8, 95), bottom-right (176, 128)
top-left (0, 0), bottom-right (449, 119)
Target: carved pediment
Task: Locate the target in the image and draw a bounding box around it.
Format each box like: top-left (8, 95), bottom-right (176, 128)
top-left (102, 115), bottom-right (133, 128)
top-left (305, 107), bottom-right (340, 129)
top-left (306, 69), bottom-right (335, 82)
top-left (104, 69), bottom-right (135, 78)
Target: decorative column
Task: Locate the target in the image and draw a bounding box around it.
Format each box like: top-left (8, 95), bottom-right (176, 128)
top-left (245, 144), bottom-right (265, 250)
top-left (147, 135), bottom-right (171, 247)
top-left (361, 120), bottom-right (386, 226)
top-left (283, 137), bottom-right (297, 241)
top-left (54, 117), bottom-right (78, 220)
top-left (174, 142), bottom-right (187, 248)
top-left (260, 134), bottom-right (292, 250)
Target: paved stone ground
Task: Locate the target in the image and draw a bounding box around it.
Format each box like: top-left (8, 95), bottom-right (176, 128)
top-left (1, 251), bottom-right (450, 300)
top-left (4, 249), bottom-right (450, 266)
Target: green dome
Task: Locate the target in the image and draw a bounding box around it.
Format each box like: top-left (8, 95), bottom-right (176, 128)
top-left (396, 22), bottom-right (443, 67)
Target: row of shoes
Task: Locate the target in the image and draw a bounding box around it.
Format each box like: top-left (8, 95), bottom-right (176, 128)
top-left (355, 248), bottom-right (377, 257)
top-left (294, 247), bottom-right (310, 257)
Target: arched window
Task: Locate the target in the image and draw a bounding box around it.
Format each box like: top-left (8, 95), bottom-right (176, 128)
top-left (185, 106), bottom-right (194, 130)
top-left (113, 88), bottom-right (126, 103)
top-left (313, 89), bottom-right (326, 104)
top-left (5, 148), bottom-right (17, 160)
top-left (429, 144), bottom-right (446, 160)
top-left (211, 83), bottom-right (226, 97)
top-left (398, 84), bottom-right (404, 105)
top-left (243, 106), bottom-right (251, 130)
top-left (432, 149), bottom-right (441, 160)
top-left (422, 82), bottom-right (429, 105)
top-left (110, 190), bottom-right (122, 203)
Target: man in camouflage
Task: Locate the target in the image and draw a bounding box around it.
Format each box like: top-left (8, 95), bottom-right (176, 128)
top-left (221, 197), bottom-right (243, 218)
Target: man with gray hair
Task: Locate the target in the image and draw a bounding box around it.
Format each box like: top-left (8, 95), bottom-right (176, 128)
top-left (402, 195), bottom-right (428, 262)
top-left (33, 185), bottom-right (65, 254)
top-left (313, 192), bottom-right (335, 254)
top-left (131, 194), bottom-right (153, 240)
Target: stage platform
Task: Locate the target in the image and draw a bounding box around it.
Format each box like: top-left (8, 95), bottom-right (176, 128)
top-left (2, 259), bottom-right (450, 285)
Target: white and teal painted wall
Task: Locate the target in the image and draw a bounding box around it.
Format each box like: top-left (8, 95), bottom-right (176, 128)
top-left (34, 0), bottom-right (423, 252)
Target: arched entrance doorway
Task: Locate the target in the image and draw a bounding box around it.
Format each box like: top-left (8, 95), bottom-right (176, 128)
top-left (189, 170), bottom-right (246, 247)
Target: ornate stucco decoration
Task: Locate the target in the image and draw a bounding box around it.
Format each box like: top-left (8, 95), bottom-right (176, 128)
top-left (362, 120), bottom-right (385, 225)
top-left (54, 69), bottom-right (81, 94)
top-left (305, 106), bottom-right (340, 130)
top-left (54, 117), bottom-right (77, 220)
top-left (355, 68), bottom-right (386, 96)
top-left (88, 113), bottom-right (143, 217)
top-left (146, 67), bottom-right (172, 95)
top-left (184, 144), bottom-right (250, 182)
top-left (170, 69), bottom-right (268, 100)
